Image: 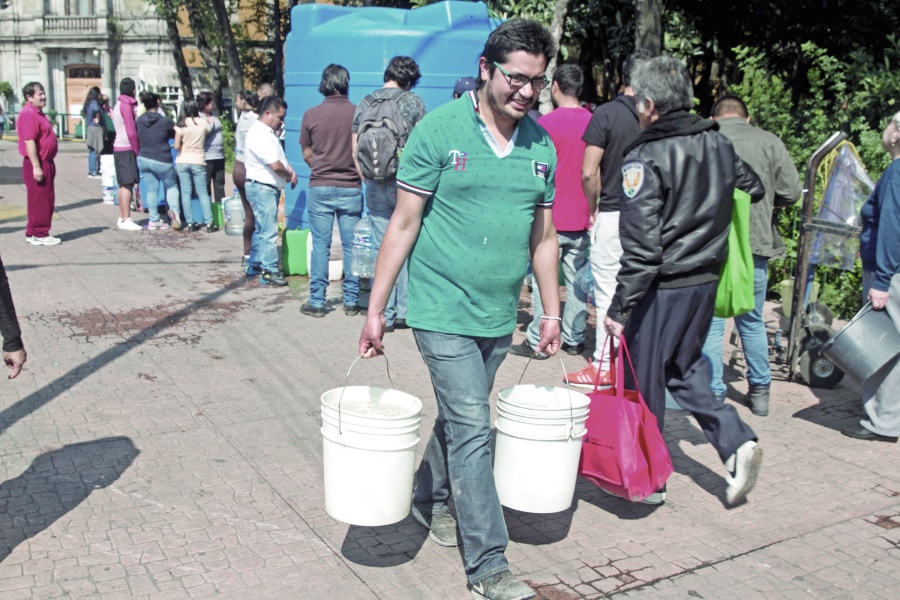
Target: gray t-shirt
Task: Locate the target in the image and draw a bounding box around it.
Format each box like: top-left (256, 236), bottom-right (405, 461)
top-left (351, 88), bottom-right (426, 134)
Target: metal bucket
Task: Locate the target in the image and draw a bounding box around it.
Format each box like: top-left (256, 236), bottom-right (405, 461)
top-left (820, 303), bottom-right (900, 384)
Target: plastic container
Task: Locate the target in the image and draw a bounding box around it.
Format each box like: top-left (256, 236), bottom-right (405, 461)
top-left (211, 202), bottom-right (224, 228)
top-left (781, 278), bottom-right (821, 319)
top-left (351, 216), bottom-right (375, 278)
top-left (820, 303), bottom-right (900, 384)
top-left (223, 190), bottom-right (245, 236)
top-left (493, 385), bottom-right (590, 513)
top-left (282, 1), bottom-right (498, 230)
top-left (282, 228), bottom-right (310, 276)
top-left (320, 385), bottom-right (423, 526)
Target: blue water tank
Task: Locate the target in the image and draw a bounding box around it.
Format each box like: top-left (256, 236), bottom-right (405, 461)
top-left (283, 1), bottom-right (497, 229)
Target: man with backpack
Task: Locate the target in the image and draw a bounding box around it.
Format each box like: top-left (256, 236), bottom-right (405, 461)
top-left (352, 56), bottom-right (426, 331)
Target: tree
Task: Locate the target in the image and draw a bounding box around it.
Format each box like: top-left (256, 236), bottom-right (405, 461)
top-left (538, 0), bottom-right (572, 113)
top-left (154, 0), bottom-right (193, 99)
top-left (212, 0), bottom-right (244, 104)
top-left (634, 0), bottom-right (664, 55)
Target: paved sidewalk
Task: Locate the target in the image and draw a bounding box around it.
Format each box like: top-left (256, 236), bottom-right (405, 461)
top-left (1, 140), bottom-right (898, 599)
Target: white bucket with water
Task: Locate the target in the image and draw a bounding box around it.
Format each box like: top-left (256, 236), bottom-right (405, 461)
top-left (494, 384), bottom-right (590, 513)
top-left (320, 383), bottom-right (422, 526)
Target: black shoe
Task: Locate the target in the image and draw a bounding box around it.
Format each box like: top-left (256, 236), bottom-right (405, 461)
top-left (744, 384), bottom-right (770, 416)
top-left (841, 422), bottom-right (898, 442)
top-left (300, 302), bottom-right (325, 318)
top-left (714, 391), bottom-right (727, 403)
top-left (206, 224), bottom-right (220, 233)
top-left (260, 271), bottom-right (287, 286)
top-left (393, 318), bottom-right (409, 329)
top-left (344, 303), bottom-right (360, 316)
top-left (561, 342), bottom-right (585, 356)
top-left (187, 223), bottom-right (202, 232)
top-left (508, 341), bottom-right (548, 360)
top-left (384, 324), bottom-right (395, 333)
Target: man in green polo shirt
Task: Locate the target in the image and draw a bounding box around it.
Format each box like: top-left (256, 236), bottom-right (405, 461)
top-left (358, 19), bottom-right (559, 600)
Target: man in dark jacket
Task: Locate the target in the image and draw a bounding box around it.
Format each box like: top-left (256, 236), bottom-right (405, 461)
top-left (604, 57), bottom-right (766, 506)
top-left (1, 255), bottom-right (27, 379)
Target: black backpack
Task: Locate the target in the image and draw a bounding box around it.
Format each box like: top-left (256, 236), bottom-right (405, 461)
top-left (355, 91), bottom-right (409, 181)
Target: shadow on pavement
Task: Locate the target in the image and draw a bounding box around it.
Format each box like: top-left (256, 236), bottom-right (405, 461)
top-left (0, 436), bottom-right (139, 562)
top-left (792, 382), bottom-right (861, 433)
top-left (0, 166), bottom-right (21, 185)
top-left (0, 278), bottom-right (246, 438)
top-left (340, 517), bottom-right (426, 567)
top-left (0, 225), bottom-right (25, 235)
top-left (56, 198), bottom-right (103, 213)
top-left (505, 504), bottom-right (575, 545)
top-left (57, 226), bottom-right (109, 242)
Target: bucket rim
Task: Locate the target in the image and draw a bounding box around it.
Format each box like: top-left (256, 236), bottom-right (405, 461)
top-left (320, 385), bottom-right (423, 420)
top-left (498, 385), bottom-right (591, 410)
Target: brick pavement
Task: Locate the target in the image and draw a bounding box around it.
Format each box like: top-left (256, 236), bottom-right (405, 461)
top-left (1, 139), bottom-right (898, 599)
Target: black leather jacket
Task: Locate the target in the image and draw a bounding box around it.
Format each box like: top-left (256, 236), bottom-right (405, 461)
top-left (608, 111), bottom-right (764, 324)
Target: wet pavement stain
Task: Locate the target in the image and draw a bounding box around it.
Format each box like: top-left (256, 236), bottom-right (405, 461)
top-left (119, 231), bottom-right (207, 251)
top-left (29, 298), bottom-right (251, 348)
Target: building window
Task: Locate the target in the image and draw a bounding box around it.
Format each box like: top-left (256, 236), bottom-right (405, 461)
top-left (66, 0), bottom-right (95, 16)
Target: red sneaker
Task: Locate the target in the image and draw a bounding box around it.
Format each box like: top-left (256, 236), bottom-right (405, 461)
top-left (563, 361), bottom-right (613, 389)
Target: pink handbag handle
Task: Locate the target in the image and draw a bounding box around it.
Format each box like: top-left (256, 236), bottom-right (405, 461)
top-left (592, 335), bottom-right (648, 408)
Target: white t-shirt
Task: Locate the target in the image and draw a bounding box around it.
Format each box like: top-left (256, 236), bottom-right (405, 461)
top-left (245, 120), bottom-right (287, 188)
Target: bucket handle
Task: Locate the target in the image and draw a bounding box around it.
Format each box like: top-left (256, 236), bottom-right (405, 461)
top-left (336, 354), bottom-right (396, 434)
top-left (516, 354), bottom-right (578, 440)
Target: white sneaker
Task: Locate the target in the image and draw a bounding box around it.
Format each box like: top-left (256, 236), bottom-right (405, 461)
top-left (117, 218), bottom-right (143, 231)
top-left (25, 235), bottom-right (61, 246)
top-left (724, 440), bottom-right (763, 505)
top-left (147, 220), bottom-right (169, 231)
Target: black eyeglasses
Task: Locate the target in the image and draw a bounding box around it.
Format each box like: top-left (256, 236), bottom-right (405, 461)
top-left (493, 62), bottom-right (550, 92)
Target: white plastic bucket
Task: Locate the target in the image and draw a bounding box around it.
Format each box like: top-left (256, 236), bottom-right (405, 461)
top-left (494, 385), bottom-right (590, 513)
top-left (100, 155), bottom-right (116, 187)
top-left (320, 385), bottom-right (422, 526)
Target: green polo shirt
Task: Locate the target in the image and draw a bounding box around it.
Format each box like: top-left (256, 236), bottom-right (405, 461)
top-left (397, 92), bottom-right (556, 337)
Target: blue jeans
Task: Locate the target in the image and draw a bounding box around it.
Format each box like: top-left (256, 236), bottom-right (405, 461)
top-left (412, 330), bottom-right (512, 584)
top-left (527, 231), bottom-right (588, 347)
top-left (88, 147), bottom-right (99, 175)
top-left (307, 186), bottom-right (363, 307)
top-left (175, 163), bottom-right (212, 225)
top-left (702, 255), bottom-right (771, 396)
top-left (137, 156), bottom-right (178, 223)
top-left (245, 181), bottom-right (280, 273)
top-left (369, 209), bottom-right (408, 325)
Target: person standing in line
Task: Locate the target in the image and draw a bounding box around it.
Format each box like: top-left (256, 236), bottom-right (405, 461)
top-left (1, 255), bottom-right (27, 379)
top-left (359, 19), bottom-right (559, 600)
top-left (243, 96), bottom-right (296, 286)
top-left (299, 65), bottom-right (363, 318)
top-left (701, 94), bottom-right (801, 416)
top-left (136, 91), bottom-right (178, 231)
top-left (0, 105), bottom-right (6, 140)
top-left (257, 83), bottom-right (275, 101)
top-left (604, 57), bottom-right (765, 506)
top-left (842, 110), bottom-right (900, 443)
top-left (198, 91), bottom-right (225, 219)
top-left (233, 91), bottom-right (260, 266)
top-left (82, 86), bottom-right (103, 178)
top-left (174, 99), bottom-right (214, 232)
top-left (351, 55), bottom-right (427, 332)
top-left (110, 78), bottom-right (144, 231)
top-left (453, 76), bottom-right (478, 99)
top-left (564, 49), bottom-right (651, 387)
top-left (17, 82), bottom-right (60, 246)
top-left (509, 63), bottom-right (592, 360)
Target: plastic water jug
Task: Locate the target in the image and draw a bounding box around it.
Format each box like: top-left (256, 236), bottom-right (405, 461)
top-left (223, 188), bottom-right (244, 236)
top-left (351, 216), bottom-right (375, 278)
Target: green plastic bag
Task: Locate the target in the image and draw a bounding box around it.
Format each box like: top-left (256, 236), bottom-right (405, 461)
top-left (714, 188), bottom-right (754, 318)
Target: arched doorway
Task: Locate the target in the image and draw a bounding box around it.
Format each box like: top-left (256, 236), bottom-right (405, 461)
top-left (65, 64), bottom-right (102, 135)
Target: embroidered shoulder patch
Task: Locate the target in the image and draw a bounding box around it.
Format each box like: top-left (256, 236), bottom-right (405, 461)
top-left (622, 162), bottom-right (644, 199)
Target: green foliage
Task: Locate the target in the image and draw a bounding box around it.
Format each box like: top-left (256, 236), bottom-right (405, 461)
top-left (221, 115), bottom-right (235, 172)
top-left (727, 42), bottom-right (897, 318)
top-left (0, 81), bottom-right (13, 100)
